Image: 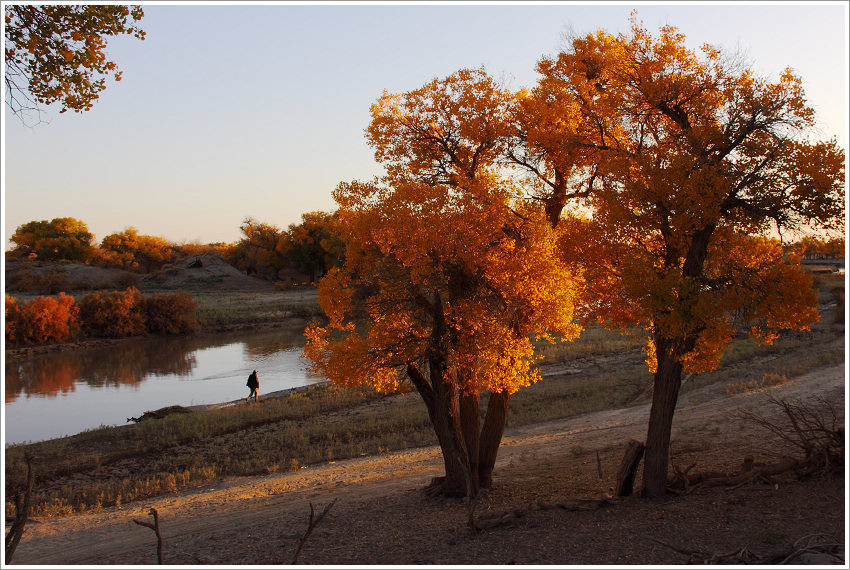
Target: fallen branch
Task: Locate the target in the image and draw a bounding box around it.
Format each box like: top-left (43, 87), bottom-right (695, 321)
top-left (4, 452), bottom-right (34, 565)
top-left (615, 440), bottom-right (645, 497)
top-left (775, 533), bottom-right (845, 564)
top-left (291, 499), bottom-right (337, 564)
top-left (133, 507), bottom-right (163, 564)
top-left (472, 495), bottom-right (619, 532)
top-left (640, 533), bottom-right (760, 564)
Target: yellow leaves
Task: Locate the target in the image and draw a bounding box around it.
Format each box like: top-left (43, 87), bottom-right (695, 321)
top-left (306, 166), bottom-right (583, 397)
top-left (366, 68), bottom-right (513, 185)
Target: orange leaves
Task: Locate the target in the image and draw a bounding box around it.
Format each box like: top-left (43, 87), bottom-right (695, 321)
top-left (5, 292), bottom-right (79, 345)
top-left (308, 69), bottom-right (585, 397)
top-left (367, 68), bottom-right (513, 185)
top-left (5, 5), bottom-right (145, 118)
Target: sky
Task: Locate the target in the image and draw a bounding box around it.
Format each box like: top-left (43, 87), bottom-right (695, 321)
top-left (3, 1), bottom-right (848, 247)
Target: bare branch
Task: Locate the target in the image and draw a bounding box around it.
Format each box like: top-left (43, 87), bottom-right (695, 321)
top-left (132, 507), bottom-right (163, 564)
top-left (291, 499), bottom-right (338, 564)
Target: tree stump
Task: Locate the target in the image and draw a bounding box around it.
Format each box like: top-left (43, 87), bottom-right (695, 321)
top-left (615, 439), bottom-right (645, 497)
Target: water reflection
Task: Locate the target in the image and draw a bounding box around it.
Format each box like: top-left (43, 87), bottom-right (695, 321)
top-left (4, 328), bottom-right (310, 403)
top-left (5, 340), bottom-right (198, 402)
top-left (3, 327), bottom-right (320, 444)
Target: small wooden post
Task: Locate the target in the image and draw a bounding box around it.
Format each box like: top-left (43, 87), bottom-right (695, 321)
top-left (133, 507), bottom-right (163, 564)
top-left (615, 440), bottom-right (646, 497)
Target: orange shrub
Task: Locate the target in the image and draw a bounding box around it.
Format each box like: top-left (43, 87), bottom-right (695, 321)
top-left (5, 293), bottom-right (80, 345)
top-left (78, 287), bottom-right (146, 338)
top-left (144, 291), bottom-right (198, 334)
top-left (6, 294), bottom-right (20, 344)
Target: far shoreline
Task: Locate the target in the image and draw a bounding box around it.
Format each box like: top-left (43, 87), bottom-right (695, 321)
top-left (4, 316), bottom-right (316, 361)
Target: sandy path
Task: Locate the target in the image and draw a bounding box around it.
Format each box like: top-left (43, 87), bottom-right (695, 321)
top-left (10, 364), bottom-right (845, 565)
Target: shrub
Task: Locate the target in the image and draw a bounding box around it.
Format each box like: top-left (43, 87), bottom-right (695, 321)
top-left (78, 288), bottom-right (146, 338)
top-left (144, 291), bottom-right (199, 334)
top-left (5, 293), bottom-right (80, 345)
top-left (5, 294), bottom-right (20, 344)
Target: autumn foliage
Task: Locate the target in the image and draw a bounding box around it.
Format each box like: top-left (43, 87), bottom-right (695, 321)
top-left (4, 4), bottom-right (145, 120)
top-left (95, 227), bottom-right (177, 272)
top-left (9, 217), bottom-right (95, 262)
top-left (5, 292), bottom-right (79, 345)
top-left (5, 288), bottom-right (198, 346)
top-left (535, 16), bottom-right (844, 496)
top-left (77, 288), bottom-right (147, 338)
top-left (305, 69), bottom-right (583, 496)
top-left (144, 291), bottom-right (199, 335)
top-left (304, 17), bottom-right (844, 500)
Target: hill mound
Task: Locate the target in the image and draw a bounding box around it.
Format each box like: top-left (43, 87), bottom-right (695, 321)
top-left (145, 254), bottom-right (274, 291)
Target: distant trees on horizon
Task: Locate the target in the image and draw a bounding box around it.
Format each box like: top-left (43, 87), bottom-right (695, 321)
top-left (6, 213), bottom-right (344, 286)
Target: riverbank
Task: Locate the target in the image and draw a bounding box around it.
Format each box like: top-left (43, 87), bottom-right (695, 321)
top-left (4, 316), bottom-right (315, 361)
top-left (5, 317), bottom-right (844, 521)
top-left (185, 379), bottom-right (332, 411)
top-left (8, 360), bottom-right (845, 565)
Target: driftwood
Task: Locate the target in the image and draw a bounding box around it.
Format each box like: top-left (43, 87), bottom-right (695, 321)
top-left (472, 496), bottom-right (620, 531)
top-left (291, 499), bottom-right (337, 564)
top-left (615, 439), bottom-right (645, 497)
top-left (127, 405), bottom-right (192, 423)
top-left (4, 453), bottom-right (34, 565)
top-left (641, 532), bottom-right (844, 565)
top-left (133, 508), bottom-right (163, 564)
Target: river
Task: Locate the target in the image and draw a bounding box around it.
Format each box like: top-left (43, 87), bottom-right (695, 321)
top-left (3, 327), bottom-right (324, 445)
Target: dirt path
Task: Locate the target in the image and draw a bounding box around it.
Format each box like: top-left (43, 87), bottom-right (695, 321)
top-left (10, 364), bottom-right (845, 565)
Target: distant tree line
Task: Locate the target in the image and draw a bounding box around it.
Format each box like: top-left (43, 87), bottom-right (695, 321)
top-left (5, 212), bottom-right (344, 285)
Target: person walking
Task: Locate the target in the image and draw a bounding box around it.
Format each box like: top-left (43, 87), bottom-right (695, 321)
top-left (246, 369), bottom-right (259, 402)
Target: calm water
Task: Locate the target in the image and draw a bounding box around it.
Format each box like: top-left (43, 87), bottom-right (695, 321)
top-left (4, 328), bottom-right (324, 445)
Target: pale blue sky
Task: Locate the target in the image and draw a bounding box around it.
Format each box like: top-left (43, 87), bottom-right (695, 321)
top-left (3, 1), bottom-right (847, 247)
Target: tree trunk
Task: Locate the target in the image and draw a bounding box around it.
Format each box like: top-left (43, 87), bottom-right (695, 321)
top-left (642, 336), bottom-right (685, 498)
top-left (459, 390), bottom-right (481, 492)
top-left (406, 367), bottom-right (470, 497)
top-left (478, 390), bottom-right (511, 489)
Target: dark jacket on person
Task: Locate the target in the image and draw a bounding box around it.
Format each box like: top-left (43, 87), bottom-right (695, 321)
top-left (246, 371), bottom-right (259, 389)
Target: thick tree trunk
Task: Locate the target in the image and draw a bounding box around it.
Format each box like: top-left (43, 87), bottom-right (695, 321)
top-left (642, 336), bottom-right (685, 498)
top-left (406, 368), bottom-right (470, 497)
top-left (478, 390), bottom-right (511, 489)
top-left (431, 380), bottom-right (471, 497)
top-left (459, 390), bottom-right (481, 492)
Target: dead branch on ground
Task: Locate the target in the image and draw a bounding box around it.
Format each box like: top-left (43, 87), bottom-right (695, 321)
top-left (4, 452), bottom-right (34, 565)
top-left (643, 532), bottom-right (844, 565)
top-left (666, 395), bottom-right (844, 494)
top-left (471, 495), bottom-right (620, 532)
top-left (615, 439), bottom-right (645, 496)
top-left (291, 499), bottom-right (337, 564)
top-left (641, 533), bottom-right (762, 564)
top-left (133, 507), bottom-right (163, 564)
top-left (773, 533), bottom-right (845, 564)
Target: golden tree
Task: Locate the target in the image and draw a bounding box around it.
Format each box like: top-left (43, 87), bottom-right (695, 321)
top-left (539, 18), bottom-right (845, 497)
top-left (281, 211), bottom-right (345, 283)
top-left (97, 227), bottom-right (175, 272)
top-left (9, 217), bottom-right (95, 262)
top-left (305, 70), bottom-right (582, 496)
top-left (4, 4), bottom-right (145, 122)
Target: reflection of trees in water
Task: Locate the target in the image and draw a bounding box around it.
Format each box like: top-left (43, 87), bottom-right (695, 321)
top-left (4, 338), bottom-right (199, 403)
top-left (241, 329), bottom-right (304, 360)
